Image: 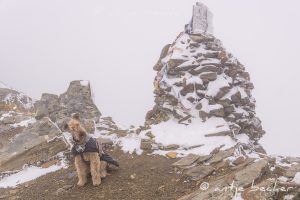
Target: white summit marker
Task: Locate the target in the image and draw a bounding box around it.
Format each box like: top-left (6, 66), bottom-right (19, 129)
top-left (185, 2), bottom-right (213, 35)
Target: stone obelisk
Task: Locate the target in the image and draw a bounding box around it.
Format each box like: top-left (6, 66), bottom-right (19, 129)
top-left (185, 2), bottom-right (213, 35)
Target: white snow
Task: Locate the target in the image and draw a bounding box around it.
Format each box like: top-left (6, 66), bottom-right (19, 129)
top-left (221, 87), bottom-right (237, 100)
top-left (93, 129), bottom-right (147, 155)
top-left (92, 116), bottom-right (240, 157)
top-left (278, 176), bottom-right (289, 182)
top-left (276, 157), bottom-right (292, 167)
top-left (200, 98), bottom-right (223, 113)
top-left (206, 75), bottom-right (229, 97)
top-left (149, 117), bottom-right (236, 156)
top-left (80, 80), bottom-right (89, 87)
top-left (186, 75), bottom-right (203, 85)
top-left (19, 93), bottom-right (34, 109)
top-left (247, 152), bottom-right (261, 159)
top-left (4, 93), bottom-right (13, 103)
top-left (0, 112), bottom-right (13, 121)
top-left (2, 92), bottom-right (33, 110)
top-left (292, 172), bottom-right (300, 184)
top-left (234, 106), bottom-right (249, 117)
top-left (118, 134), bottom-right (144, 155)
top-left (237, 87), bottom-right (248, 99)
top-left (62, 131), bottom-right (74, 147)
top-left (0, 162), bottom-right (67, 188)
top-left (10, 118), bottom-right (36, 128)
top-left (235, 134), bottom-right (250, 144)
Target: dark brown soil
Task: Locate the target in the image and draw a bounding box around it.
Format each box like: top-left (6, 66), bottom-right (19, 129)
top-left (0, 148), bottom-right (197, 200)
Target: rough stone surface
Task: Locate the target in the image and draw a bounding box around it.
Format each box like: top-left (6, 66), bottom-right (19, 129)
top-left (284, 163), bottom-right (300, 178)
top-left (0, 117), bottom-right (65, 170)
top-left (200, 72), bottom-right (218, 82)
top-left (166, 152), bottom-right (177, 159)
top-left (185, 2), bottom-right (214, 35)
top-left (197, 154), bottom-right (213, 163)
top-left (234, 159), bottom-right (268, 187)
top-left (209, 147), bottom-right (235, 164)
top-left (34, 81), bottom-right (101, 131)
top-left (0, 87), bottom-right (34, 113)
top-left (0, 112), bottom-right (32, 125)
top-left (0, 137), bottom-right (66, 171)
top-left (140, 139), bottom-right (153, 150)
top-left (164, 144), bottom-right (180, 151)
top-left (154, 44), bottom-right (171, 71)
top-left (204, 130), bottom-right (232, 137)
top-left (172, 154), bottom-right (200, 167)
top-left (232, 156), bottom-right (246, 166)
top-left (185, 165), bottom-right (215, 180)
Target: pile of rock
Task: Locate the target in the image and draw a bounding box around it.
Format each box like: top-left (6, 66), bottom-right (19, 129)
top-left (146, 3), bottom-right (265, 144)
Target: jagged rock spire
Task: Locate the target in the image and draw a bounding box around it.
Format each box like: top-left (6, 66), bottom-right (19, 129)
top-left (185, 2), bottom-right (214, 35)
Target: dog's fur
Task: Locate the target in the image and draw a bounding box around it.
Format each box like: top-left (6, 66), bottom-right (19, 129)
top-left (65, 113), bottom-right (107, 186)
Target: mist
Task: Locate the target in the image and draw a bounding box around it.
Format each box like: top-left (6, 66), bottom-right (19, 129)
top-left (0, 0), bottom-right (299, 157)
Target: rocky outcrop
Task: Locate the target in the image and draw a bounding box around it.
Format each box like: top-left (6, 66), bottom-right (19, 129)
top-left (34, 80), bottom-right (101, 133)
top-left (175, 146), bottom-right (300, 200)
top-left (59, 80), bottom-right (101, 120)
top-left (0, 117), bottom-right (66, 171)
top-left (0, 80), bottom-right (111, 172)
top-left (0, 83), bottom-right (34, 113)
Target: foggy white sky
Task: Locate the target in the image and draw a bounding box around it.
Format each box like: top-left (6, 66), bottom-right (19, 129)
top-left (0, 0), bottom-right (299, 157)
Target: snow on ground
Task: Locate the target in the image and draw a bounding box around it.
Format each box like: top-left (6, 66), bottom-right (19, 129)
top-left (94, 131), bottom-right (147, 155)
top-left (94, 116), bottom-right (242, 157)
top-left (10, 117), bottom-right (36, 128)
top-left (0, 112), bottom-right (13, 121)
top-left (0, 165), bottom-right (62, 188)
top-left (64, 122), bottom-right (147, 155)
top-left (292, 172), bottom-right (300, 184)
top-left (149, 117), bottom-right (236, 156)
top-left (117, 133), bottom-right (146, 155)
top-left (0, 153), bottom-right (68, 188)
top-left (275, 157), bottom-right (293, 167)
top-left (246, 152), bottom-right (261, 159)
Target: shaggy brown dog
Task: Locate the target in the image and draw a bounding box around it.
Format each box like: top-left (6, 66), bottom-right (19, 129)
top-left (65, 113), bottom-right (107, 186)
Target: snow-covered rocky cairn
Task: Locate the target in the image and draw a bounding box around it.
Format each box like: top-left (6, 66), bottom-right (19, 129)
top-left (145, 2), bottom-right (265, 155)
